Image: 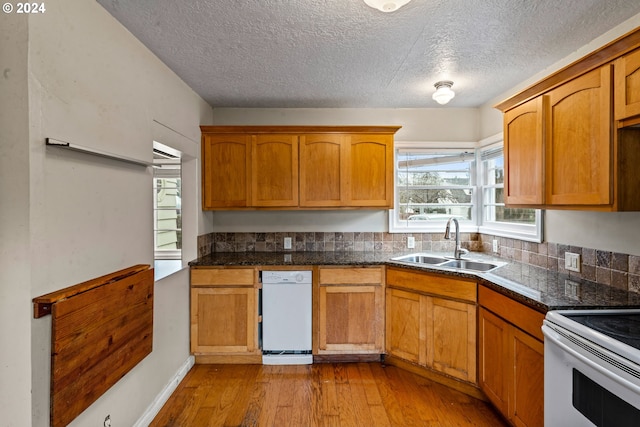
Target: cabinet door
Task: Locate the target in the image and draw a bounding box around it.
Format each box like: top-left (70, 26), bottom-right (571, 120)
top-left (478, 308), bottom-right (509, 415)
top-left (503, 97), bottom-right (544, 205)
top-left (201, 134), bottom-right (251, 209)
top-left (546, 66), bottom-right (612, 205)
top-left (299, 134), bottom-right (346, 207)
top-left (385, 288), bottom-right (425, 364)
top-left (251, 134), bottom-right (299, 207)
top-left (318, 285), bottom-right (384, 353)
top-left (190, 287), bottom-right (258, 354)
top-left (344, 134), bottom-right (394, 207)
top-left (509, 327), bottom-right (544, 427)
top-left (427, 297), bottom-right (476, 383)
top-left (615, 47), bottom-right (640, 120)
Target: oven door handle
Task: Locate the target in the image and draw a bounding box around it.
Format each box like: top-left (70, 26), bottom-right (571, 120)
top-left (543, 324), bottom-right (640, 395)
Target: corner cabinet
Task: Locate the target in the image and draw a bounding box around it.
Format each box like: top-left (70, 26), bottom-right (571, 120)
top-left (385, 267), bottom-right (477, 389)
top-left (200, 126), bottom-right (399, 210)
top-left (496, 27), bottom-right (640, 211)
top-left (190, 267), bottom-right (261, 364)
top-left (315, 266), bottom-right (385, 355)
top-left (478, 286), bottom-right (544, 427)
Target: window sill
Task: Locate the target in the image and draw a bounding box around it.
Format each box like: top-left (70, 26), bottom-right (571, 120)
top-left (154, 259), bottom-right (184, 281)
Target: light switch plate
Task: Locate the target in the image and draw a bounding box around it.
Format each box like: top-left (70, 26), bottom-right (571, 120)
top-left (492, 239), bottom-right (499, 253)
top-left (565, 252), bottom-right (581, 272)
top-left (283, 237), bottom-right (292, 250)
top-left (407, 236), bottom-right (415, 249)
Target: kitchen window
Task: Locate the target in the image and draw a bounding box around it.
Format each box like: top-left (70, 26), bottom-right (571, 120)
top-left (478, 144), bottom-right (542, 242)
top-left (390, 140), bottom-right (542, 242)
top-left (392, 147), bottom-right (476, 232)
top-left (153, 143), bottom-right (182, 261)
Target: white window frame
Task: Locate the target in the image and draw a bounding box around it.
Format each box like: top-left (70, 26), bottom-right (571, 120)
top-left (478, 138), bottom-right (542, 242)
top-left (390, 136), bottom-right (543, 242)
top-left (390, 141), bottom-right (478, 233)
top-left (153, 142), bottom-right (182, 261)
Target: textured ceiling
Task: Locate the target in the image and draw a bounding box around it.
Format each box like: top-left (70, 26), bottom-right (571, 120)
top-left (96, 0), bottom-right (640, 108)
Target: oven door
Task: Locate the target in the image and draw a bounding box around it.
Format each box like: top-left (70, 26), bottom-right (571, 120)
top-left (543, 321), bottom-right (640, 427)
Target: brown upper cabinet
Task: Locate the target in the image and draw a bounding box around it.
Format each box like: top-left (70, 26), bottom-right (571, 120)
top-left (201, 126), bottom-right (400, 210)
top-left (615, 47), bottom-right (640, 121)
top-left (201, 133), bottom-right (251, 208)
top-left (251, 134), bottom-right (299, 207)
top-left (545, 66), bottom-right (612, 206)
top-left (496, 27), bottom-right (640, 211)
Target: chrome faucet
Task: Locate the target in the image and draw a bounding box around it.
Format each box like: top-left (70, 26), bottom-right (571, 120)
top-left (444, 217), bottom-right (468, 260)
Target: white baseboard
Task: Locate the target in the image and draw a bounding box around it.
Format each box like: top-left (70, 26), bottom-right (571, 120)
top-left (133, 355), bottom-right (195, 427)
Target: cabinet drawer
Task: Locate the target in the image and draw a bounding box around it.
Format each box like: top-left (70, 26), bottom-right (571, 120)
top-left (319, 267), bottom-right (383, 285)
top-left (386, 267), bottom-right (476, 303)
top-left (191, 268), bottom-right (256, 287)
top-left (478, 285), bottom-right (544, 341)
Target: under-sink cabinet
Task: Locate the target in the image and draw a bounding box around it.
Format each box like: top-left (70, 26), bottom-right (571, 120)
top-left (315, 266), bottom-right (385, 355)
top-left (190, 267), bottom-right (261, 364)
top-left (478, 285), bottom-right (544, 427)
top-left (385, 267), bottom-right (477, 389)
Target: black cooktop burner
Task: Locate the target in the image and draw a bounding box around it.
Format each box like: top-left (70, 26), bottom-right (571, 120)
top-left (566, 313), bottom-right (640, 352)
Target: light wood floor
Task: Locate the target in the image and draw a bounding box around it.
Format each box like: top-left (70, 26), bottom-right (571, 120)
top-left (150, 363), bottom-right (508, 427)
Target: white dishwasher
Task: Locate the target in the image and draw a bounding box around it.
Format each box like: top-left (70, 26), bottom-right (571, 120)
top-left (261, 270), bottom-right (313, 365)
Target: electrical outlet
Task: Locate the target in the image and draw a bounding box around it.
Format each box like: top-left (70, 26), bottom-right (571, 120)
top-left (564, 279), bottom-right (581, 299)
top-left (492, 239), bottom-right (498, 253)
top-left (565, 252), bottom-right (581, 272)
top-left (407, 236), bottom-right (415, 249)
top-left (283, 237), bottom-right (292, 250)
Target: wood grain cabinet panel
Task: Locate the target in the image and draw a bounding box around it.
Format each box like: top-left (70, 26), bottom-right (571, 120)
top-left (503, 97), bottom-right (544, 205)
top-left (385, 288), bottom-right (423, 364)
top-left (510, 327), bottom-right (544, 427)
top-left (190, 268), bottom-right (260, 363)
top-left (317, 267), bottom-right (384, 354)
top-left (428, 297), bottom-right (476, 383)
top-left (191, 287), bottom-right (258, 354)
top-left (479, 307), bottom-right (509, 415)
top-left (479, 286), bottom-right (544, 427)
top-left (385, 268), bottom-right (477, 384)
top-left (345, 134), bottom-right (394, 207)
top-left (615, 47), bottom-right (640, 120)
top-left (251, 134), bottom-right (299, 207)
top-left (299, 134), bottom-right (346, 207)
top-left (201, 134), bottom-right (251, 209)
top-left (546, 66), bottom-right (612, 206)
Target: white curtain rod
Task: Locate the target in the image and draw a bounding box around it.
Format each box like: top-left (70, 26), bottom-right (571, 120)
top-left (45, 138), bottom-right (152, 167)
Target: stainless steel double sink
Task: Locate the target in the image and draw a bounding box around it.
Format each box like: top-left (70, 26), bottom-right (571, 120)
top-left (391, 253), bottom-right (506, 273)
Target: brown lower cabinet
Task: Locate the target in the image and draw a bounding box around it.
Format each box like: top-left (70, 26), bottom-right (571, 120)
top-left (315, 266), bottom-right (385, 355)
top-left (190, 267), bottom-right (261, 363)
top-left (478, 286), bottom-right (544, 427)
top-left (385, 267), bottom-right (477, 386)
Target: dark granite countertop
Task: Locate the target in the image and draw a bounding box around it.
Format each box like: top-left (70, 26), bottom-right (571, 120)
top-left (189, 251), bottom-right (640, 312)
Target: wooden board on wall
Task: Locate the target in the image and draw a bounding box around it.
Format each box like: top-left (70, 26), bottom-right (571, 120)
top-left (48, 267), bottom-right (154, 427)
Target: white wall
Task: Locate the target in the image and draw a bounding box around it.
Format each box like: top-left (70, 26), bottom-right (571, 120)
top-left (208, 107), bottom-right (479, 232)
top-left (0, 12), bottom-right (33, 427)
top-left (480, 13), bottom-right (640, 256)
top-left (1, 1), bottom-right (213, 426)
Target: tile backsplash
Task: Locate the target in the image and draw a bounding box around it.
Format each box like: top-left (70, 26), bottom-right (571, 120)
top-left (197, 232), bottom-right (640, 294)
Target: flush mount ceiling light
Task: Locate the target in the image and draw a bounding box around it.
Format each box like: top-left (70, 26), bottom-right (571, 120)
top-left (363, 0), bottom-right (412, 12)
top-left (432, 81), bottom-right (455, 105)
